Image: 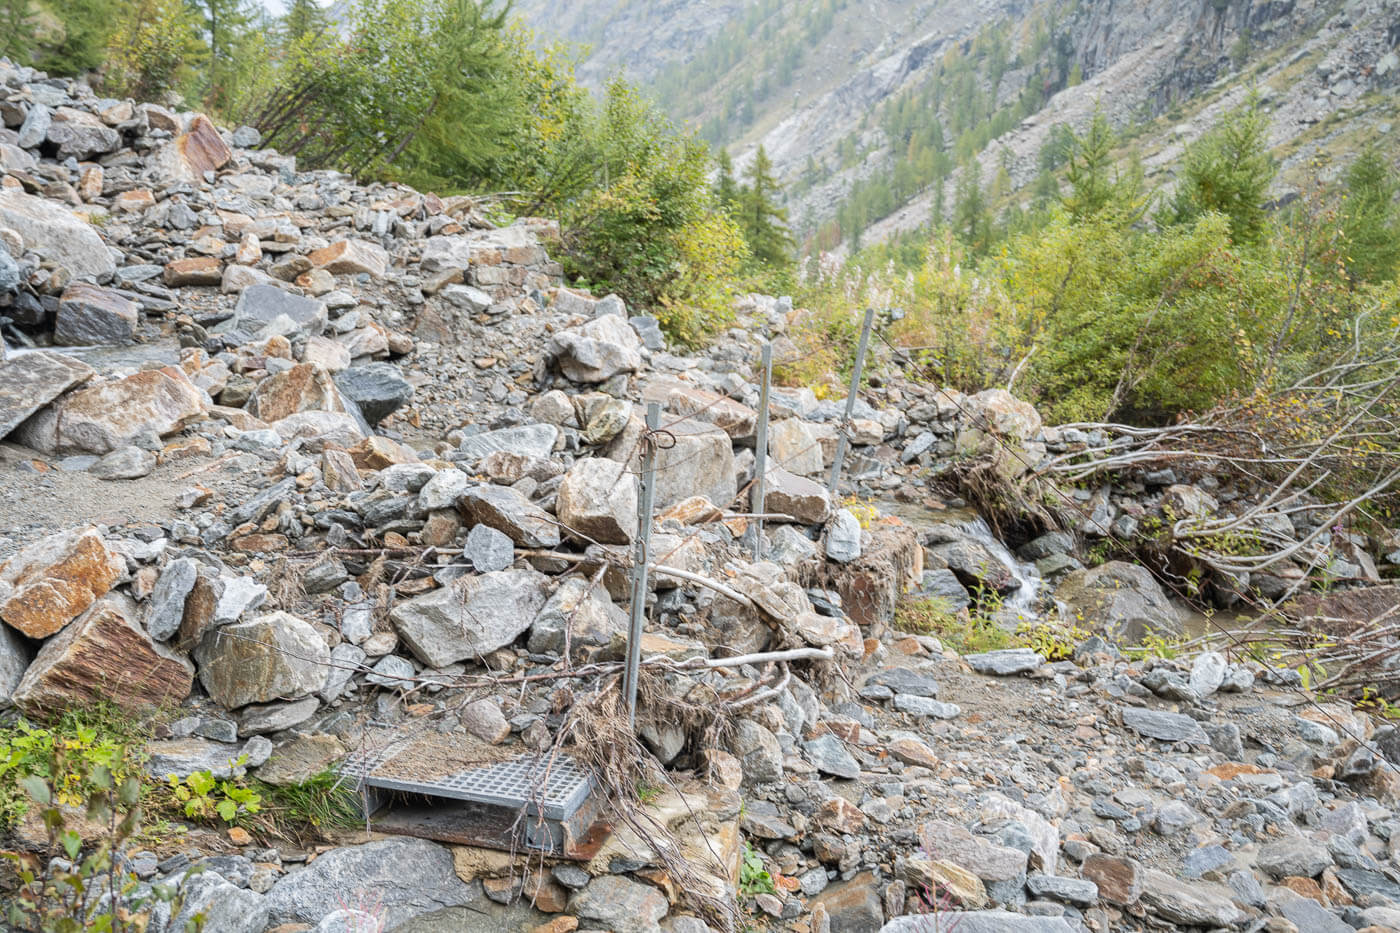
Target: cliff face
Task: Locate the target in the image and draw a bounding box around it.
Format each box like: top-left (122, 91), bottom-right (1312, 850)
top-left (520, 0), bottom-right (1400, 248)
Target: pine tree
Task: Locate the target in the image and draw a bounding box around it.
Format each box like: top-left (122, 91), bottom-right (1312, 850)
top-left (187, 0), bottom-right (253, 107)
top-left (1339, 143), bottom-right (1400, 284)
top-left (1166, 95), bottom-right (1275, 244)
top-left (1061, 107), bottom-right (1147, 223)
top-left (952, 159), bottom-right (990, 252)
top-left (713, 147), bottom-right (740, 211)
top-left (0, 0), bottom-right (34, 63)
top-left (282, 0), bottom-right (328, 44)
top-left (738, 145), bottom-right (794, 267)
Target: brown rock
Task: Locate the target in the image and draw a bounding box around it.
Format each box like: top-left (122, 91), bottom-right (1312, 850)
top-left (348, 435), bottom-right (418, 471)
top-left (1281, 875), bottom-right (1327, 904)
top-left (308, 239), bottom-right (389, 277)
top-left (815, 796), bottom-right (866, 833)
top-left (12, 594), bottom-right (194, 714)
top-left (15, 366), bottom-right (207, 455)
top-left (320, 448), bottom-right (363, 493)
top-left (902, 857), bottom-right (988, 908)
top-left (1082, 854), bottom-right (1143, 906)
top-left (246, 363), bottom-right (348, 422)
top-left (229, 534), bottom-right (289, 553)
top-left (420, 510), bottom-right (462, 547)
top-left (173, 567), bottom-right (221, 653)
top-left (524, 875), bottom-right (569, 914)
top-left (112, 189), bottom-right (155, 213)
top-left (77, 165), bottom-right (103, 202)
top-left (0, 527), bottom-right (124, 638)
top-left (531, 918), bottom-right (577, 933)
top-left (175, 114), bottom-right (231, 180)
top-left (164, 256), bottom-right (222, 286)
top-left (888, 736), bottom-right (939, 770)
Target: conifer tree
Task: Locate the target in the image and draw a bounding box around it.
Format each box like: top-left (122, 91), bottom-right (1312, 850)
top-left (1166, 95), bottom-right (1275, 244)
top-left (713, 147), bottom-right (741, 211)
top-left (282, 0), bottom-right (329, 44)
top-left (1061, 107), bottom-right (1147, 223)
top-left (952, 159), bottom-right (990, 252)
top-left (1339, 143), bottom-right (1400, 284)
top-left (739, 145), bottom-right (794, 266)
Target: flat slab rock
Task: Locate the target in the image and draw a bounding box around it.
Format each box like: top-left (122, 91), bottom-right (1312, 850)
top-left (880, 911), bottom-right (1076, 932)
top-left (1121, 707), bottom-right (1210, 745)
top-left (0, 350), bottom-right (94, 440)
top-left (965, 648), bottom-right (1046, 675)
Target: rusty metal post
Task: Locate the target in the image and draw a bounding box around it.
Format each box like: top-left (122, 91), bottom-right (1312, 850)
top-left (828, 307), bottom-right (876, 496)
top-left (624, 402), bottom-right (661, 728)
top-left (751, 342), bottom-right (772, 561)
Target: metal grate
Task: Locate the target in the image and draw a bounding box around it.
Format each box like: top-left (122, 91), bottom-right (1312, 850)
top-left (339, 747), bottom-right (593, 821)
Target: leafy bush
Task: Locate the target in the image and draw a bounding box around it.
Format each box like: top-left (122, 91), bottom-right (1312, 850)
top-left (166, 766), bottom-right (262, 825)
top-left (104, 0), bottom-right (203, 100)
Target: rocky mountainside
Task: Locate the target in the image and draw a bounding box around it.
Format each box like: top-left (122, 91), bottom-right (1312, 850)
top-left (517, 0), bottom-right (1400, 249)
top-left (5, 56), bottom-right (1400, 933)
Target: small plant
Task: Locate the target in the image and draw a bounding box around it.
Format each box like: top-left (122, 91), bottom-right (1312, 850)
top-left (739, 842), bottom-right (777, 897)
top-left (842, 497), bottom-right (881, 529)
top-left (166, 765), bottom-right (262, 825)
top-left (894, 597), bottom-right (1013, 654)
top-left (1015, 618), bottom-right (1091, 660)
top-left (260, 770), bottom-right (363, 833)
top-left (2, 746), bottom-right (190, 933)
top-left (906, 881), bottom-right (966, 932)
top-left (1122, 632), bottom-right (1185, 661)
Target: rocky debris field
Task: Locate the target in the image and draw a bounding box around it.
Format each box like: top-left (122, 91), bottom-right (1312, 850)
top-left (4, 57), bottom-right (1400, 933)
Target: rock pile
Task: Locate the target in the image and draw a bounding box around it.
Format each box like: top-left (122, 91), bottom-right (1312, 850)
top-left (3, 57), bottom-right (1400, 933)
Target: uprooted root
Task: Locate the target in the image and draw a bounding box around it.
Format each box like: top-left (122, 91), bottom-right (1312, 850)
top-left (547, 669), bottom-right (740, 932)
top-left (935, 454), bottom-right (1066, 545)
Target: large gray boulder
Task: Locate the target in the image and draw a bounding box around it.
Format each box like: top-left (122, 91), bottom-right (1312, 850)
top-left (1054, 561), bottom-right (1183, 642)
top-left (194, 612), bottom-right (330, 709)
top-left (263, 839), bottom-right (477, 928)
top-left (457, 484), bottom-right (560, 548)
top-left (548, 314), bottom-right (643, 383)
top-left (0, 188), bottom-right (116, 281)
top-left (0, 351), bottom-right (94, 442)
top-left (169, 871), bottom-right (269, 933)
top-left (334, 363), bottom-right (413, 424)
top-left (557, 457), bottom-right (637, 545)
top-left (219, 284), bottom-right (327, 340)
top-left (389, 568), bottom-right (548, 667)
top-left (528, 575), bottom-right (628, 655)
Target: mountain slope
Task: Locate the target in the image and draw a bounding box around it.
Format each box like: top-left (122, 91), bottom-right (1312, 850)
top-left (515, 0), bottom-right (1400, 252)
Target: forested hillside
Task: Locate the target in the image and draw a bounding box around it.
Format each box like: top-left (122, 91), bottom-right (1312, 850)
top-left (518, 0), bottom-right (1400, 254)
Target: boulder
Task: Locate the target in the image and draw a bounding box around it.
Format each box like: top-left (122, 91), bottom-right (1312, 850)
top-left (0, 351), bottom-right (94, 442)
top-left (569, 875), bottom-right (668, 933)
top-left (148, 113), bottom-right (232, 184)
top-left (0, 188), bottom-right (116, 281)
top-left (389, 569), bottom-right (548, 667)
top-left (825, 508), bottom-right (862, 562)
top-left (458, 484), bottom-right (560, 548)
top-left (1054, 561), bottom-right (1183, 642)
top-left (549, 314), bottom-right (643, 382)
top-left (168, 871), bottom-right (268, 933)
top-left (770, 419), bottom-right (824, 476)
top-left (309, 239), bottom-right (389, 277)
top-left (607, 415), bottom-right (736, 510)
top-left (221, 285), bottom-right (328, 341)
top-left (146, 557), bottom-right (199, 642)
top-left (0, 527), bottom-right (125, 639)
top-left (0, 616), bottom-right (33, 705)
top-left (457, 423), bottom-right (559, 462)
top-left (263, 839), bottom-right (476, 928)
top-left (557, 457), bottom-right (637, 545)
top-left (247, 363), bottom-right (352, 422)
top-left (15, 366), bottom-right (207, 455)
top-left (764, 466), bottom-right (831, 524)
top-left (528, 575), bottom-right (628, 655)
top-left (46, 109), bottom-right (120, 159)
top-left (53, 283), bottom-right (139, 346)
top-left (163, 256), bottom-right (223, 286)
top-left (12, 594), bottom-right (194, 714)
top-left (334, 363), bottom-right (413, 425)
top-left (194, 612), bottom-right (330, 709)
top-left (641, 376), bottom-right (757, 443)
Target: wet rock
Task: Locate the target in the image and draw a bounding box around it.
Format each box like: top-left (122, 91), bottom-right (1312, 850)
top-left (13, 594), bottom-right (193, 714)
top-left (0, 188), bottom-right (116, 280)
top-left (557, 457), bottom-right (636, 544)
top-left (0, 526), bottom-right (125, 638)
top-left (264, 838), bottom-right (476, 928)
top-left (15, 366), bottom-right (207, 455)
top-left (194, 612), bottom-right (330, 709)
top-left (909, 569), bottom-right (971, 609)
top-left (1054, 561), bottom-right (1182, 642)
top-left (1120, 707), bottom-right (1209, 745)
top-left (53, 283), bottom-right (139, 346)
top-left (389, 568), bottom-right (548, 667)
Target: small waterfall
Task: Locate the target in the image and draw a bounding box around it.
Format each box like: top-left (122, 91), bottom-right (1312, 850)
top-left (956, 515), bottom-right (1043, 622)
